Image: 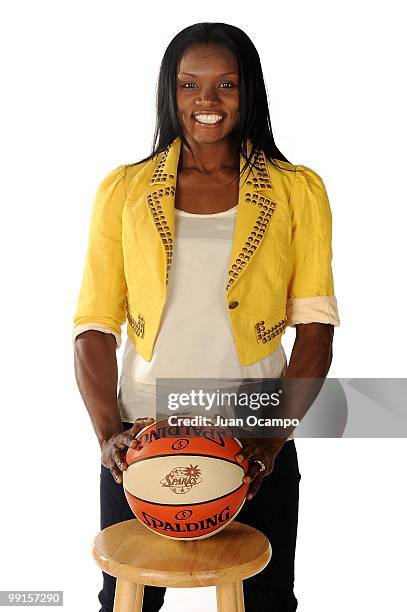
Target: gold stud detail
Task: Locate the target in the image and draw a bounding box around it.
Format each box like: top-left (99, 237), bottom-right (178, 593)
top-left (146, 185), bottom-right (175, 285)
top-left (125, 297), bottom-right (145, 338)
top-left (226, 195), bottom-right (277, 291)
top-left (250, 150), bottom-right (272, 189)
top-left (254, 316), bottom-right (287, 344)
top-left (150, 146), bottom-right (173, 184)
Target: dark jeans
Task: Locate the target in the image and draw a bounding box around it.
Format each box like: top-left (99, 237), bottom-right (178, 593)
top-left (98, 422), bottom-right (301, 612)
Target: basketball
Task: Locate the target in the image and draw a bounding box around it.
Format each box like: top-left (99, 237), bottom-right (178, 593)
top-left (123, 417), bottom-right (250, 540)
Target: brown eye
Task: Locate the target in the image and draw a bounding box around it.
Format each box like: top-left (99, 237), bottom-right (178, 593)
top-left (182, 82), bottom-right (196, 88)
top-left (220, 82), bottom-right (234, 88)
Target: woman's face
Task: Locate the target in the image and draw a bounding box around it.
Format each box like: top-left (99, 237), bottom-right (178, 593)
top-left (176, 42), bottom-right (240, 146)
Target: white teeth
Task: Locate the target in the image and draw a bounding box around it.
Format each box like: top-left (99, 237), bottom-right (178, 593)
top-left (193, 114), bottom-right (223, 124)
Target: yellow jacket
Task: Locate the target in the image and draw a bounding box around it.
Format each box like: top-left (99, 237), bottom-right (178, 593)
top-left (72, 137), bottom-right (340, 365)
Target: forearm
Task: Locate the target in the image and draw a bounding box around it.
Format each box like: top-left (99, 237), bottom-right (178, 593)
top-left (284, 322), bottom-right (333, 379)
top-left (273, 323), bottom-right (334, 439)
top-left (73, 330), bottom-right (124, 448)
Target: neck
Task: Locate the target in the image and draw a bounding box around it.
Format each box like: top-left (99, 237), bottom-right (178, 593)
top-left (179, 137), bottom-right (239, 175)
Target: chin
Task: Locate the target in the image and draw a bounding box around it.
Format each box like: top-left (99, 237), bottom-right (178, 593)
top-left (189, 129), bottom-right (231, 145)
top-left (193, 135), bottom-right (224, 144)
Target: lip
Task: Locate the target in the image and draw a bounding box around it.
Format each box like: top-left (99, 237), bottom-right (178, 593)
top-left (192, 111), bottom-right (225, 116)
top-left (192, 112), bottom-right (225, 127)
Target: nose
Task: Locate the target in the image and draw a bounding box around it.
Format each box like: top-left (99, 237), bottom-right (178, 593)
top-left (195, 85), bottom-right (218, 105)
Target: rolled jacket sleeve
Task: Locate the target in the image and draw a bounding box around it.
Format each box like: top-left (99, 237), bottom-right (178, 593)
top-left (286, 165), bottom-right (340, 327)
top-left (72, 323), bottom-right (122, 349)
top-left (72, 165), bottom-right (128, 348)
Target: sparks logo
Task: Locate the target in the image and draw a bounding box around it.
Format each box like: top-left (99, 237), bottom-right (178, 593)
top-left (160, 465), bottom-right (203, 494)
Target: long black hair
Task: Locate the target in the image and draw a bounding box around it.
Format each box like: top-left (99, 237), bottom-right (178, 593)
top-left (133, 22), bottom-right (294, 177)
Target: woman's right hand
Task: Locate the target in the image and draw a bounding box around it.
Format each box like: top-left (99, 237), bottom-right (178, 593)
top-left (101, 417), bottom-right (155, 484)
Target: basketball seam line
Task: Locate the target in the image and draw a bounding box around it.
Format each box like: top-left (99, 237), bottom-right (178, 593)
top-left (126, 452), bottom-right (246, 469)
top-left (123, 482), bottom-right (247, 507)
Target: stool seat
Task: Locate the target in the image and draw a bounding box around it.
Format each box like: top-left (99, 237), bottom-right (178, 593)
top-left (93, 519), bottom-right (271, 611)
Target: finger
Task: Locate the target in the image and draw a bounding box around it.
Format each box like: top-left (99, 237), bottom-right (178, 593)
top-left (120, 433), bottom-right (141, 449)
top-left (130, 417), bottom-right (155, 435)
top-left (110, 465), bottom-right (123, 484)
top-left (242, 460), bottom-right (265, 484)
top-left (112, 447), bottom-right (128, 471)
top-left (135, 416), bottom-right (155, 424)
top-left (235, 445), bottom-right (256, 464)
top-left (247, 474), bottom-right (264, 500)
top-left (115, 435), bottom-right (141, 469)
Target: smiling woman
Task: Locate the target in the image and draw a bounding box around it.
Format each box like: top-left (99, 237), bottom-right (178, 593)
top-left (174, 42), bottom-right (242, 214)
top-left (176, 43), bottom-right (240, 142)
top-left (73, 21), bottom-right (340, 612)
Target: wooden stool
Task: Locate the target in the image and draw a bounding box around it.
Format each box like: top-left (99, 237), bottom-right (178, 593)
top-left (93, 518), bottom-right (271, 612)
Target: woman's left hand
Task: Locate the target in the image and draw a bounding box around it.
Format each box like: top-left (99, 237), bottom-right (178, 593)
top-left (235, 437), bottom-right (287, 500)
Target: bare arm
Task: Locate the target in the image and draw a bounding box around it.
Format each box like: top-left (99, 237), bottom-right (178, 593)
top-left (274, 321), bottom-right (335, 434)
top-left (285, 321), bottom-right (334, 379)
top-left (236, 322), bottom-right (335, 499)
top-left (73, 329), bottom-right (154, 482)
top-left (73, 330), bottom-right (123, 447)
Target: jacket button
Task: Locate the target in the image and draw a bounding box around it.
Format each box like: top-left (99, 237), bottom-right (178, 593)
top-left (229, 300), bottom-right (239, 309)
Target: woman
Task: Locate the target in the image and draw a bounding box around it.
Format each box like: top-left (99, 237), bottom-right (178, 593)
top-left (73, 22), bottom-right (340, 612)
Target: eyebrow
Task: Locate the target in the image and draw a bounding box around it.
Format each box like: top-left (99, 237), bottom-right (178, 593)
top-left (177, 71), bottom-right (239, 77)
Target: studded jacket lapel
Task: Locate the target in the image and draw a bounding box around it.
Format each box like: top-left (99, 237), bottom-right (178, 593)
top-left (144, 136), bottom-right (277, 297)
top-left (225, 146), bottom-right (276, 294)
top-left (144, 138), bottom-right (180, 293)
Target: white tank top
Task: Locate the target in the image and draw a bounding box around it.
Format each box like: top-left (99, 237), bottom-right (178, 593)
top-left (118, 205), bottom-right (287, 422)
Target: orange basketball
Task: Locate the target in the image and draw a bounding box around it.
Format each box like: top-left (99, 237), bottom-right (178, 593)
top-left (123, 417), bottom-right (250, 540)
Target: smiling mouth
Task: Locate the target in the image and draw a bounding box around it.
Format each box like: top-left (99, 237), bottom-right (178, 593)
top-left (192, 113), bottom-right (224, 125)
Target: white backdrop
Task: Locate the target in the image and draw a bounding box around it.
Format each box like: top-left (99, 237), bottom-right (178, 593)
top-left (1, 1), bottom-right (406, 610)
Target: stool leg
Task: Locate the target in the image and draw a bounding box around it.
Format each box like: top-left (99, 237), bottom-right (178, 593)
top-left (216, 581), bottom-right (245, 612)
top-left (113, 579), bottom-right (144, 612)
